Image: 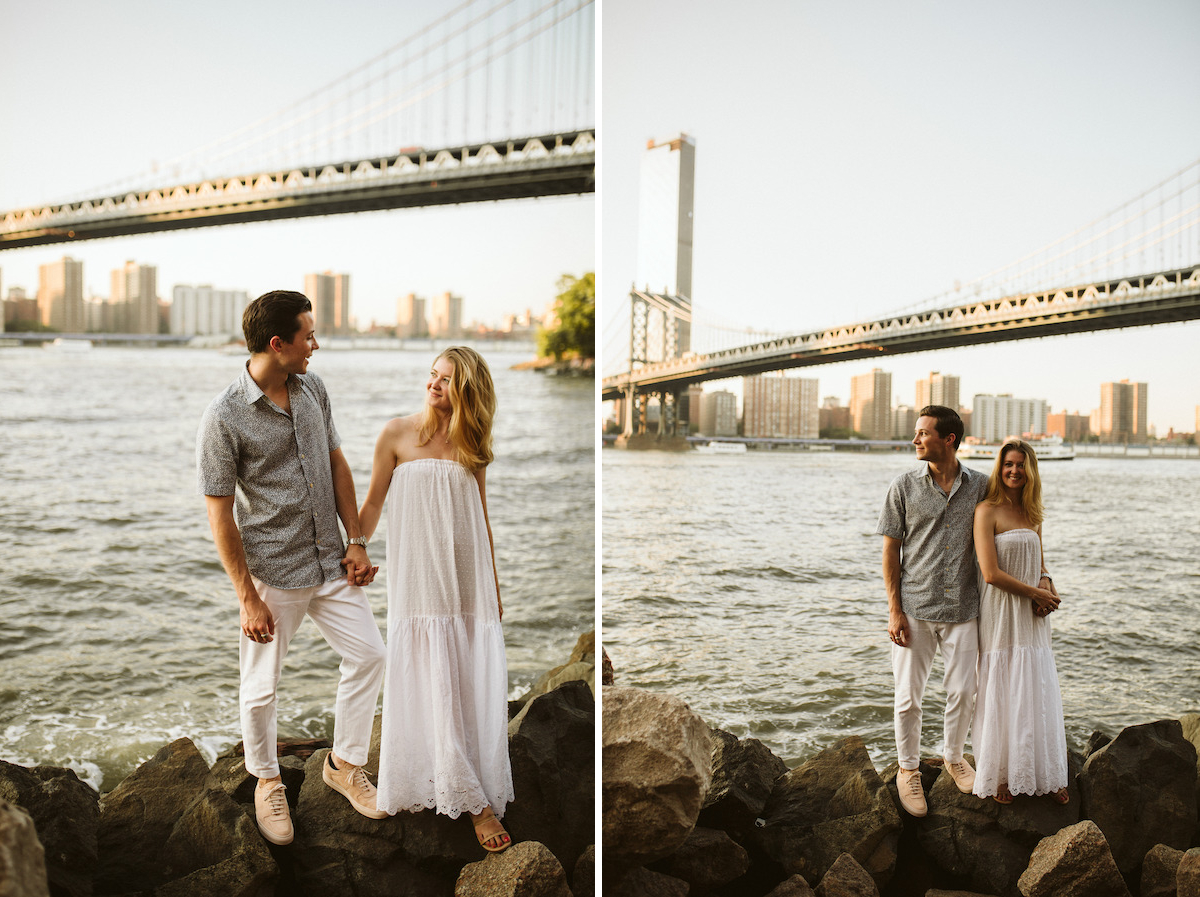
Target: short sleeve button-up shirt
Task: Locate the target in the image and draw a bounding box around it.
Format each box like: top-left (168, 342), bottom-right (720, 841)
top-left (876, 461), bottom-right (989, 623)
top-left (197, 365), bottom-right (346, 589)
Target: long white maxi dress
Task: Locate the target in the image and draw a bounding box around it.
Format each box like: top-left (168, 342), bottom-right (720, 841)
top-left (972, 528), bottom-right (1068, 798)
top-left (376, 458), bottom-right (514, 818)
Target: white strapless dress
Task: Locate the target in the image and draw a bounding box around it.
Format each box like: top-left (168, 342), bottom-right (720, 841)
top-left (972, 528), bottom-right (1068, 798)
top-left (375, 458), bottom-right (513, 818)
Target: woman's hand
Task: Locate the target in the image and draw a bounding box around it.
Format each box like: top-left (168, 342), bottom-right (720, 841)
top-left (1031, 585), bottom-right (1059, 616)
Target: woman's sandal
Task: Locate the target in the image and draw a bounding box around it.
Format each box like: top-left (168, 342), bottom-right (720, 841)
top-left (993, 784), bottom-right (1014, 805)
top-left (1051, 787), bottom-right (1070, 805)
top-left (472, 809), bottom-right (512, 853)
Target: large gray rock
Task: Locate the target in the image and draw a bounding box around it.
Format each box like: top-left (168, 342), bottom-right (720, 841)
top-left (157, 787), bottom-right (276, 897)
top-left (0, 799), bottom-right (50, 897)
top-left (1179, 848), bottom-right (1200, 897)
top-left (1080, 719), bottom-right (1198, 885)
top-left (1141, 843), bottom-right (1185, 897)
top-left (95, 737), bottom-right (211, 894)
top-left (1017, 820), bottom-right (1131, 897)
top-left (454, 840), bottom-right (571, 897)
top-left (511, 631), bottom-right (596, 716)
top-left (505, 680), bottom-right (595, 876)
top-left (814, 852), bottom-right (880, 897)
top-left (765, 875), bottom-right (816, 897)
top-left (699, 727), bottom-right (788, 845)
top-left (754, 736), bottom-right (900, 892)
top-left (572, 845), bottom-right (594, 897)
top-left (913, 754), bottom-right (1080, 897)
top-left (602, 687), bottom-right (712, 871)
top-left (0, 761), bottom-right (98, 897)
top-left (648, 825), bottom-right (748, 890)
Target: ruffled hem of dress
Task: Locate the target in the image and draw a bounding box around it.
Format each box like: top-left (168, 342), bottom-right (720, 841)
top-left (382, 786), bottom-right (516, 820)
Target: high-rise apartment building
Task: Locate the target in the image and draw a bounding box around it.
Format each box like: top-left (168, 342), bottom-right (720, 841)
top-left (430, 292), bottom-right (463, 338)
top-left (636, 134), bottom-right (695, 357)
top-left (1099, 380), bottom-right (1149, 444)
top-left (170, 285), bottom-right (250, 336)
top-left (893, 405), bottom-right (918, 440)
top-left (972, 394), bottom-right (1048, 442)
top-left (850, 368), bottom-right (892, 440)
top-left (39, 257), bottom-right (85, 332)
top-left (305, 272), bottom-right (351, 335)
top-left (915, 371), bottom-right (960, 412)
top-left (1046, 410), bottom-right (1090, 442)
top-left (110, 261), bottom-right (159, 334)
top-left (698, 390), bottom-right (738, 437)
top-left (396, 293), bottom-right (429, 338)
top-left (818, 397), bottom-right (851, 434)
top-left (743, 375), bottom-right (818, 438)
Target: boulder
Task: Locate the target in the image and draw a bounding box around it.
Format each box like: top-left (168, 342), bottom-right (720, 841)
top-left (699, 727), bottom-right (788, 845)
top-left (1180, 713), bottom-right (1200, 842)
top-left (207, 749), bottom-right (309, 805)
top-left (506, 680), bottom-right (595, 875)
top-left (1016, 819), bottom-right (1131, 897)
top-left (1086, 730), bottom-right (1115, 759)
top-left (0, 760), bottom-right (98, 897)
top-left (0, 799), bottom-right (50, 897)
top-left (914, 753), bottom-right (1080, 897)
top-left (814, 852), bottom-right (879, 897)
top-left (157, 787), bottom-right (276, 896)
top-left (604, 866), bottom-right (689, 897)
top-left (1141, 843), bottom-right (1185, 897)
top-left (572, 845), bottom-right (595, 897)
top-left (647, 825), bottom-right (748, 890)
top-left (454, 840), bottom-right (572, 897)
top-left (513, 632), bottom-right (596, 714)
top-left (1079, 719), bottom-right (1198, 885)
top-left (95, 737), bottom-right (211, 894)
top-left (601, 649), bottom-right (613, 686)
top-left (765, 875), bottom-right (816, 897)
top-left (754, 737), bottom-right (900, 892)
top-left (602, 687), bottom-right (712, 871)
top-left (1179, 848), bottom-right (1200, 897)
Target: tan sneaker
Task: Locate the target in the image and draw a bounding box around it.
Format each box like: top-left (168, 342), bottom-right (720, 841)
top-left (322, 753), bottom-right (387, 819)
top-left (944, 756), bottom-right (976, 794)
top-left (254, 781), bottom-right (294, 845)
top-left (897, 767), bottom-right (927, 817)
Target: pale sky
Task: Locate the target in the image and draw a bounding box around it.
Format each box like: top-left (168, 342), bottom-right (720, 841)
top-left (600, 0), bottom-right (1200, 434)
top-left (0, 0), bottom-right (595, 329)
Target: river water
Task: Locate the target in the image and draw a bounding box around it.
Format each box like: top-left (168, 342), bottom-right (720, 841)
top-left (602, 447), bottom-right (1200, 769)
top-left (0, 345), bottom-right (594, 791)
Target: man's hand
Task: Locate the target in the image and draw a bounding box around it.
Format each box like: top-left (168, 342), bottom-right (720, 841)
top-left (341, 544), bottom-right (376, 587)
top-left (888, 608), bottom-right (910, 648)
top-left (241, 593), bottom-right (276, 643)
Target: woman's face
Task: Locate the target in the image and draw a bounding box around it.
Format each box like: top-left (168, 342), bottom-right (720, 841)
top-left (426, 357), bottom-right (455, 413)
top-left (1000, 448), bottom-right (1028, 491)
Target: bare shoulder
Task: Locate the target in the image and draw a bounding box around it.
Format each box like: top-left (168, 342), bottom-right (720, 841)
top-left (974, 500), bottom-right (994, 522)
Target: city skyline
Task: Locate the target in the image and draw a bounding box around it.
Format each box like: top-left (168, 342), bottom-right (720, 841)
top-left (0, 0), bottom-right (594, 330)
top-left (602, 0), bottom-right (1200, 433)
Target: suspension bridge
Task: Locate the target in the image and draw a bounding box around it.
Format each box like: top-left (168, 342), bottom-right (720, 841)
top-left (0, 0), bottom-right (595, 251)
top-left (603, 158), bottom-right (1200, 440)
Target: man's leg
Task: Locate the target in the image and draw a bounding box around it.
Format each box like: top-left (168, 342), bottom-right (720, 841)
top-left (940, 618), bottom-right (979, 763)
top-left (307, 578), bottom-right (387, 818)
top-left (893, 614), bottom-right (938, 769)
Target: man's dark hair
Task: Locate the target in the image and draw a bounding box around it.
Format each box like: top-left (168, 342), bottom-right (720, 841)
top-left (243, 290), bottom-right (313, 354)
top-left (918, 404), bottom-right (964, 448)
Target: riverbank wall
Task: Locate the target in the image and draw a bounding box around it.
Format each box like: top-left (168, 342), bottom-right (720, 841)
top-left (603, 679), bottom-right (1200, 897)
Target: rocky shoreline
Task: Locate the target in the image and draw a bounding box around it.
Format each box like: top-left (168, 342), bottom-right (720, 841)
top-left (603, 682), bottom-right (1200, 897)
top-left (0, 632), bottom-right (596, 897)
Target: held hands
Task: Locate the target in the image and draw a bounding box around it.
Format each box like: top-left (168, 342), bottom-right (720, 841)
top-left (1032, 577), bottom-right (1060, 617)
top-left (341, 544), bottom-right (378, 587)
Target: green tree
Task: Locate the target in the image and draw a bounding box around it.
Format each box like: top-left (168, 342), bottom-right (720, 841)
top-left (538, 272), bottom-right (595, 361)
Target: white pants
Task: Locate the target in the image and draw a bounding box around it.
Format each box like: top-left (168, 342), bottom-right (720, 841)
top-left (892, 615), bottom-right (978, 770)
top-left (240, 576), bottom-right (385, 779)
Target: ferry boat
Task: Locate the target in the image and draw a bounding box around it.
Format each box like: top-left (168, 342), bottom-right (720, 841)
top-left (693, 441), bottom-right (748, 454)
top-left (958, 435), bottom-right (1075, 462)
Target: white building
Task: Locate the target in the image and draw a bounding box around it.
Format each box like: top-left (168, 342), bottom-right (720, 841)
top-left (171, 285), bottom-right (250, 336)
top-left (972, 394), bottom-right (1048, 442)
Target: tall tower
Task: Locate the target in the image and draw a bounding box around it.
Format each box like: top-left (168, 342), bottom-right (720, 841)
top-left (851, 368), bottom-right (893, 440)
top-left (1100, 380), bottom-right (1149, 443)
top-left (111, 261), bottom-right (158, 334)
top-left (397, 293), bottom-right (429, 338)
top-left (430, 292), bottom-right (463, 338)
top-left (305, 272), bottom-right (351, 335)
top-left (39, 257), bottom-right (84, 332)
top-left (916, 371), bottom-right (961, 412)
top-left (636, 134), bottom-right (695, 357)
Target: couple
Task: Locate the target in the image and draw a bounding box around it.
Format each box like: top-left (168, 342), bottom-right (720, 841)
top-left (877, 404), bottom-right (1068, 816)
top-left (196, 290), bottom-right (514, 851)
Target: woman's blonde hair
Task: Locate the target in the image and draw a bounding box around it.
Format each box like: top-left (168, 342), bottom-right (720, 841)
top-left (417, 346), bottom-right (496, 471)
top-left (983, 439), bottom-right (1043, 526)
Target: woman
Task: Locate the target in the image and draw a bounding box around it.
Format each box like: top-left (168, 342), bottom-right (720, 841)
top-left (971, 439), bottom-right (1069, 806)
top-left (358, 347), bottom-right (514, 852)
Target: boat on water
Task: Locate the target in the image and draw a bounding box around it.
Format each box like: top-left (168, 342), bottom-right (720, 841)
top-left (958, 435), bottom-right (1075, 462)
top-left (44, 338), bottom-right (94, 353)
top-left (693, 441), bottom-right (748, 454)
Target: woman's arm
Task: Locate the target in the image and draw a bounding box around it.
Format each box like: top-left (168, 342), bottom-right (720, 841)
top-left (973, 504), bottom-right (1060, 613)
top-left (358, 419), bottom-right (402, 543)
top-left (1033, 525), bottom-right (1060, 617)
top-left (473, 465), bottom-right (502, 621)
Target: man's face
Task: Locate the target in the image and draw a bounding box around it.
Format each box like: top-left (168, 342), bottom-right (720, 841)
top-left (276, 311), bottom-right (318, 374)
top-left (913, 415), bottom-right (953, 464)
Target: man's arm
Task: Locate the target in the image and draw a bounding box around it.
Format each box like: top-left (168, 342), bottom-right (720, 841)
top-left (204, 494), bottom-right (275, 642)
top-left (883, 535), bottom-right (908, 647)
top-left (330, 447), bottom-right (374, 586)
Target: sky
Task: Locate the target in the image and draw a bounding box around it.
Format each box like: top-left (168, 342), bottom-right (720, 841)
top-left (600, 0), bottom-right (1200, 434)
top-left (0, 0), bottom-right (595, 330)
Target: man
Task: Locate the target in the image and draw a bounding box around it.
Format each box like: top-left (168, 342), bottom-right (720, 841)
top-left (876, 405), bottom-right (989, 817)
top-left (197, 290), bottom-right (387, 845)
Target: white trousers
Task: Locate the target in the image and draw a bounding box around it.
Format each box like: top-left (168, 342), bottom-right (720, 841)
top-left (892, 615), bottom-right (978, 770)
top-left (240, 576), bottom-right (385, 779)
